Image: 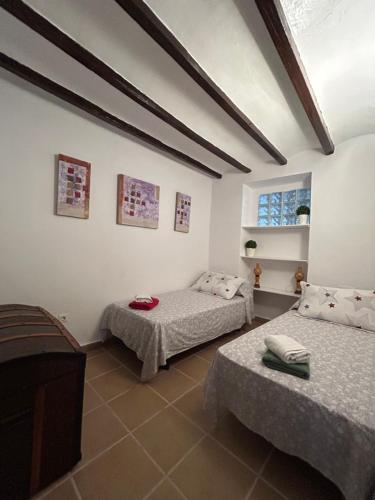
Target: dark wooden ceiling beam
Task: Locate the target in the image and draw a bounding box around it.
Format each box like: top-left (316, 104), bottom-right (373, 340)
top-left (0, 0), bottom-right (248, 173)
top-left (0, 52), bottom-right (221, 178)
top-left (255, 0), bottom-right (334, 155)
top-left (115, 0), bottom-right (287, 166)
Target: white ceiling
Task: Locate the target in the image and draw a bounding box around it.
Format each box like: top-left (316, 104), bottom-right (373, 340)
top-left (281, 0), bottom-right (375, 143)
top-left (145, 0), bottom-right (319, 156)
top-left (0, 0), bottom-right (372, 177)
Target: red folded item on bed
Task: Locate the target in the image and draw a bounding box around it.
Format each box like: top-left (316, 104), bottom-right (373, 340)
top-left (129, 297), bottom-right (159, 310)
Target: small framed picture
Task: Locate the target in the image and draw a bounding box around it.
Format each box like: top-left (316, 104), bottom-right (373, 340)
top-left (56, 154), bottom-right (91, 219)
top-left (175, 192), bottom-right (191, 233)
top-left (117, 174), bottom-right (160, 229)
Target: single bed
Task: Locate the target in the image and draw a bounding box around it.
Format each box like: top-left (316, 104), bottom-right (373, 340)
top-left (100, 282), bottom-right (253, 381)
top-left (204, 310), bottom-right (375, 500)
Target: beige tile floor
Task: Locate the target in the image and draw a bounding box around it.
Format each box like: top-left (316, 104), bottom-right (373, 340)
top-left (35, 319), bottom-right (343, 500)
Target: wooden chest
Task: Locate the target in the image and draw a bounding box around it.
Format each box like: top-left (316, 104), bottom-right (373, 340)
top-left (0, 304), bottom-right (86, 500)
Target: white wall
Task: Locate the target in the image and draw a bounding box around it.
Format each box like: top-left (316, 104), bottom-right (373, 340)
top-left (22, 0), bottom-right (272, 167)
top-left (0, 75), bottom-right (213, 345)
top-left (209, 134), bottom-right (375, 317)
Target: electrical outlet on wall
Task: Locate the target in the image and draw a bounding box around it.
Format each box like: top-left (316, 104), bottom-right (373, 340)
top-left (58, 313), bottom-right (68, 323)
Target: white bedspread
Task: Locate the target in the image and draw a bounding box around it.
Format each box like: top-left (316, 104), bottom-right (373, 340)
top-left (100, 285), bottom-right (253, 381)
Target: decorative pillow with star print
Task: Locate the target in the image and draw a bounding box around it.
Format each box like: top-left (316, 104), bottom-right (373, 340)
top-left (190, 271), bottom-right (216, 290)
top-left (211, 273), bottom-right (245, 299)
top-left (191, 271), bottom-right (244, 299)
top-left (297, 282), bottom-right (375, 332)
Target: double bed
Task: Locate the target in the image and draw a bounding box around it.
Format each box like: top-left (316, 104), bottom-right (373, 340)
top-left (204, 310), bottom-right (375, 500)
top-left (100, 282), bottom-right (253, 381)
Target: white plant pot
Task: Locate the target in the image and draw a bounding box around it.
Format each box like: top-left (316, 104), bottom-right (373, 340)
top-left (298, 214), bottom-right (309, 225)
top-left (246, 248), bottom-right (256, 257)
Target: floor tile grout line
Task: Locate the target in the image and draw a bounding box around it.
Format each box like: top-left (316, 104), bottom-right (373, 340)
top-left (72, 435), bottom-right (129, 474)
top-left (82, 344), bottom-right (294, 500)
top-left (169, 400), bottom-right (293, 500)
top-left (103, 345), bottom-right (161, 382)
top-left (81, 376), bottom-right (206, 499)
top-left (141, 475), bottom-right (189, 500)
top-left (172, 364), bottom-right (206, 383)
top-left (194, 352), bottom-right (214, 362)
top-left (140, 477), bottom-right (168, 500)
top-left (104, 344), bottom-right (196, 384)
top-left (131, 383), bottom-right (201, 434)
top-left (84, 350), bottom-right (104, 361)
top-left (90, 382), bottom-right (134, 406)
top-left (166, 434), bottom-right (207, 477)
top-left (208, 433), bottom-right (263, 477)
top-left (99, 345), bottom-right (277, 479)
top-left (87, 378), bottom-right (168, 438)
top-left (87, 352), bottom-right (292, 500)
top-left (89, 382), bottom-right (170, 483)
top-left (83, 379), bottom-right (106, 415)
top-left (36, 333), bottom-right (294, 500)
top-left (85, 365), bottom-right (120, 382)
top-left (88, 360), bottom-right (270, 486)
top-left (101, 348), bottom-right (142, 378)
top-left (244, 476), bottom-right (259, 500)
top-left (169, 402), bottom-right (210, 434)
top-left (32, 473), bottom-right (72, 499)
top-left (245, 445), bottom-right (276, 500)
top-left (170, 353), bottom-right (211, 382)
top-left (253, 446), bottom-right (295, 500)
top-left (131, 405), bottom-right (169, 434)
top-left (82, 401), bottom-right (105, 417)
top-left (70, 476), bottom-right (83, 500)
top-left (88, 361), bottom-right (138, 384)
top-left (146, 378), bottom-right (200, 405)
top-left (130, 432), bottom-right (167, 478)
top-left (141, 476), bottom-right (169, 500)
top-left (89, 358), bottom-right (203, 413)
top-left (79, 393), bottom-right (291, 500)
top-left (87, 359), bottom-right (203, 411)
top-left (260, 478), bottom-right (291, 500)
top-left (259, 446), bottom-right (274, 475)
top-left (164, 477), bottom-right (189, 500)
top-left (103, 341), bottom-right (209, 384)
top-left (212, 437), bottom-right (292, 500)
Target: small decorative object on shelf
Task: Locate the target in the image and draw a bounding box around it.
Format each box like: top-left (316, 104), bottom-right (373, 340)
top-left (254, 263), bottom-right (262, 288)
top-left (296, 205), bottom-right (310, 225)
top-left (295, 266), bottom-right (304, 294)
top-left (245, 239), bottom-right (257, 257)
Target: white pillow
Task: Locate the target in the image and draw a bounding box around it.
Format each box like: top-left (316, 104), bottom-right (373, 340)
top-left (191, 271), bottom-right (217, 290)
top-left (197, 272), bottom-right (244, 300)
top-left (297, 282), bottom-right (375, 332)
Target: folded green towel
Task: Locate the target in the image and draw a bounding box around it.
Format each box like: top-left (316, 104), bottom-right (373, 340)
top-left (262, 350), bottom-right (310, 380)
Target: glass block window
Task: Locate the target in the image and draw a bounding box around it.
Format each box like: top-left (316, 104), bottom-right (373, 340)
top-left (257, 188), bottom-right (311, 226)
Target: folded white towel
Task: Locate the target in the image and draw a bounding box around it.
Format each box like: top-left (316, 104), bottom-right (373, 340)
top-left (264, 335), bottom-right (310, 364)
top-left (135, 294), bottom-right (153, 303)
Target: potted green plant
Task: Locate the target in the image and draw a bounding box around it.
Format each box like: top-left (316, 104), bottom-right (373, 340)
top-left (296, 205), bottom-right (310, 225)
top-left (245, 240), bottom-right (257, 257)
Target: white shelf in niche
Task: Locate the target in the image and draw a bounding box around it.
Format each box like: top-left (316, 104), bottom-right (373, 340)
top-left (241, 255), bottom-right (308, 263)
top-left (242, 224), bottom-right (310, 230)
top-left (253, 286), bottom-right (300, 298)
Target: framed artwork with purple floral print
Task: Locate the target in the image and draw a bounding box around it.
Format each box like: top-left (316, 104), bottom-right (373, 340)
top-left (117, 174), bottom-right (159, 229)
